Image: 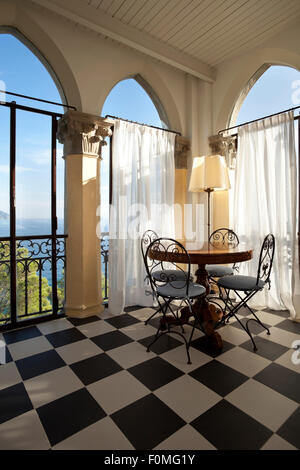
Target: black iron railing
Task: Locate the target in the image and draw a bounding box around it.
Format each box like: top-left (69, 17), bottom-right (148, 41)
top-left (0, 235), bottom-right (66, 326)
top-left (101, 232), bottom-right (109, 301)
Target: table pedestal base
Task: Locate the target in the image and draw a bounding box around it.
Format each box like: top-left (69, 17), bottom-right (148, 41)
top-left (181, 264), bottom-right (223, 351)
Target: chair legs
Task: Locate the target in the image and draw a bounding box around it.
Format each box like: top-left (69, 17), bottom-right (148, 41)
top-left (146, 297), bottom-right (204, 364)
top-left (222, 289), bottom-right (271, 351)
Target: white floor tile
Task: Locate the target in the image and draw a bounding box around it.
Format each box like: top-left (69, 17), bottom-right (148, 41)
top-left (226, 379), bottom-right (298, 432)
top-left (154, 375), bottom-right (221, 422)
top-left (37, 318), bottom-right (73, 334)
top-left (258, 326), bottom-right (300, 349)
top-left (0, 410), bottom-right (50, 449)
top-left (24, 366), bottom-right (83, 408)
top-left (87, 370), bottom-right (149, 414)
top-left (217, 347), bottom-right (271, 377)
top-left (53, 416), bottom-right (134, 450)
top-left (8, 336), bottom-right (53, 361)
top-left (261, 433), bottom-right (297, 450)
top-left (122, 322), bottom-right (157, 341)
top-left (160, 345), bottom-right (212, 373)
top-left (0, 362), bottom-right (22, 391)
top-left (56, 338), bottom-right (102, 364)
top-left (253, 311), bottom-right (285, 326)
top-left (77, 320), bottom-right (115, 337)
top-left (106, 341), bottom-right (156, 369)
top-left (155, 424), bottom-right (216, 450)
top-left (275, 349), bottom-right (300, 373)
top-left (217, 325), bottom-right (249, 345)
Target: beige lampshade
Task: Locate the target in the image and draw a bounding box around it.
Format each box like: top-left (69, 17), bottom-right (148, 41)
top-left (189, 154), bottom-right (231, 192)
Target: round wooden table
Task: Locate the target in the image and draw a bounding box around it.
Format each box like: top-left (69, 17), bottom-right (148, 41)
top-left (151, 241), bottom-right (253, 351)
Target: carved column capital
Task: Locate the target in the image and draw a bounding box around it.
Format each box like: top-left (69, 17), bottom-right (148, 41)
top-left (175, 135), bottom-right (190, 169)
top-left (57, 110), bottom-right (113, 158)
top-left (208, 134), bottom-right (237, 169)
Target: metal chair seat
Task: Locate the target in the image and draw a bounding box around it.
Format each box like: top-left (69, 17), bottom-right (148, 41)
top-left (217, 234), bottom-right (275, 351)
top-left (206, 264), bottom-right (234, 278)
top-left (144, 237), bottom-right (206, 364)
top-left (157, 281), bottom-right (205, 299)
top-left (218, 275), bottom-right (265, 291)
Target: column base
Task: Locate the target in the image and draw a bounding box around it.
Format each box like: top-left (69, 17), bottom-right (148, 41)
top-left (64, 301), bottom-right (105, 319)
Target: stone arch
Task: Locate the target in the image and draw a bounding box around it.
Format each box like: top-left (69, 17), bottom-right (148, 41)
top-left (0, 2), bottom-right (82, 110)
top-left (214, 47), bottom-right (300, 132)
top-left (99, 69), bottom-right (182, 133)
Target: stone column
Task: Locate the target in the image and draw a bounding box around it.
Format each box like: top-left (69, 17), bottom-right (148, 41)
top-left (57, 110), bottom-right (112, 318)
top-left (208, 133), bottom-right (237, 231)
top-left (174, 135), bottom-right (190, 240)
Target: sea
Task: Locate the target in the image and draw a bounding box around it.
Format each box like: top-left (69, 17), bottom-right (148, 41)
top-left (0, 218), bottom-right (108, 286)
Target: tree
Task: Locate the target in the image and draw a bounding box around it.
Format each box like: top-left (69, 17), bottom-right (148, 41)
top-left (0, 242), bottom-right (52, 321)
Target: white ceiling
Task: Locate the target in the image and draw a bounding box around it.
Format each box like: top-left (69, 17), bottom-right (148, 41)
top-left (32, 0), bottom-right (300, 81)
top-left (82, 0), bottom-right (300, 65)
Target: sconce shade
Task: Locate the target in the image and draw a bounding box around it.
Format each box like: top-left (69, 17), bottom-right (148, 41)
top-left (189, 155), bottom-right (231, 192)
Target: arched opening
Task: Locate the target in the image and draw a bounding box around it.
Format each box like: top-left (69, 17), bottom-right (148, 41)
top-left (232, 64), bottom-right (300, 126)
top-left (0, 32), bottom-right (67, 328)
top-left (99, 77), bottom-right (170, 301)
top-left (227, 64), bottom-right (300, 315)
top-left (229, 65), bottom-right (300, 220)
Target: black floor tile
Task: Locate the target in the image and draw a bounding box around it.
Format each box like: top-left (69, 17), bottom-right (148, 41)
top-left (0, 382), bottom-right (33, 424)
top-left (124, 305), bottom-right (147, 312)
top-left (189, 360), bottom-right (248, 397)
top-left (46, 328), bottom-right (86, 348)
top-left (128, 357), bottom-right (183, 391)
top-left (190, 336), bottom-right (235, 358)
top-left (254, 363), bottom-right (300, 404)
top-left (277, 407), bottom-right (300, 449)
top-left (111, 393), bottom-right (185, 450)
top-left (37, 388), bottom-right (106, 446)
top-left (91, 330), bottom-right (133, 351)
top-left (147, 315), bottom-right (163, 330)
top-left (105, 313), bottom-right (141, 329)
top-left (67, 316), bottom-right (101, 327)
top-left (70, 353), bottom-right (122, 385)
top-left (240, 336), bottom-right (289, 361)
top-left (275, 319), bottom-right (300, 335)
top-left (230, 318), bottom-right (271, 335)
top-left (263, 309), bottom-right (290, 319)
top-left (139, 333), bottom-right (183, 355)
top-left (3, 326), bottom-right (42, 345)
top-left (234, 306), bottom-right (251, 317)
top-left (191, 400), bottom-right (272, 450)
top-left (15, 349), bottom-right (66, 381)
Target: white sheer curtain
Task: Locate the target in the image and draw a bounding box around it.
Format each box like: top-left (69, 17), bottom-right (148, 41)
top-left (108, 119), bottom-right (176, 314)
top-left (233, 111), bottom-right (299, 319)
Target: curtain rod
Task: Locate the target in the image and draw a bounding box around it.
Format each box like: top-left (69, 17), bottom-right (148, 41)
top-left (0, 89), bottom-right (77, 110)
top-left (105, 115), bottom-right (181, 136)
top-left (218, 104), bottom-right (300, 135)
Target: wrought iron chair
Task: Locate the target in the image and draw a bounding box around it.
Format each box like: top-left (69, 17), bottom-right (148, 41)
top-left (207, 228), bottom-right (240, 279)
top-left (141, 230), bottom-right (189, 325)
top-left (206, 228), bottom-right (239, 301)
top-left (144, 237), bottom-right (206, 364)
top-left (217, 234), bottom-right (275, 351)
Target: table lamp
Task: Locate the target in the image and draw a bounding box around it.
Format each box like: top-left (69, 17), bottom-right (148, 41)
top-left (189, 155), bottom-right (231, 240)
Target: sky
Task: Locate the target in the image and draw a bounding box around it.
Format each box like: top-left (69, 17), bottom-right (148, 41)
top-left (0, 33), bottom-right (299, 232)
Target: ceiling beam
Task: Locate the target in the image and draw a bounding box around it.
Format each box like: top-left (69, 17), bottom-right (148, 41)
top-left (30, 0), bottom-right (216, 83)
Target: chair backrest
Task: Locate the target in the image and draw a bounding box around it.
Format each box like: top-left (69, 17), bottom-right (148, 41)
top-left (256, 233), bottom-right (275, 285)
top-left (145, 237), bottom-right (191, 295)
top-left (141, 230), bottom-right (158, 263)
top-left (209, 228), bottom-right (239, 248)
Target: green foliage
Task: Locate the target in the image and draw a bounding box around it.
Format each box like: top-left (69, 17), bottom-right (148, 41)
top-left (0, 243), bottom-right (54, 321)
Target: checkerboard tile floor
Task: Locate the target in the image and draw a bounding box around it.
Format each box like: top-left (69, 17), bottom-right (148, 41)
top-left (0, 306), bottom-right (299, 450)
